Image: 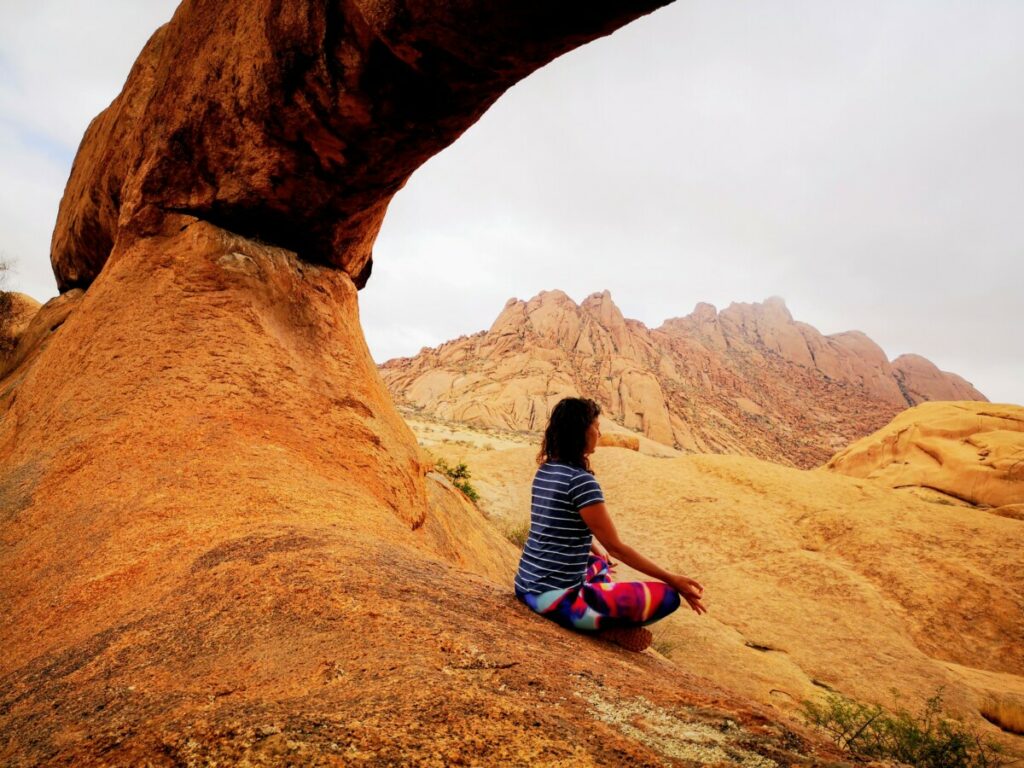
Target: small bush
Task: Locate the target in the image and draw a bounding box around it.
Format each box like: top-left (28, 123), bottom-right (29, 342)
top-left (435, 458), bottom-right (480, 504)
top-left (800, 688), bottom-right (1008, 768)
top-left (502, 519), bottom-right (531, 548)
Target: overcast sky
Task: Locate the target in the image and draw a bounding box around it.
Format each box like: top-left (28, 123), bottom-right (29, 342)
top-left (1, 1), bottom-right (1021, 405)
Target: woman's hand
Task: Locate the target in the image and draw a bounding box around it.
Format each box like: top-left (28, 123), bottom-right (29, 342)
top-left (581, 503), bottom-right (705, 614)
top-left (668, 574), bottom-right (707, 615)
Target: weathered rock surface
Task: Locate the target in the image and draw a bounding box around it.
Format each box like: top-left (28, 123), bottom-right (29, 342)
top-left (893, 353), bottom-right (988, 404)
top-left (381, 290), bottom-right (988, 468)
top-left (0, 290), bottom-right (82, 380)
top-left (825, 401), bottom-right (1024, 508)
top-left (51, 0), bottom-right (674, 292)
top-left (0, 292), bottom-right (41, 359)
top-left (427, 434), bottom-right (1024, 755)
top-left (598, 431), bottom-right (641, 451)
top-left (0, 291), bottom-right (40, 330)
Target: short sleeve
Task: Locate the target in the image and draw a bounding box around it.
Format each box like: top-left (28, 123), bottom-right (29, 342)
top-left (568, 470), bottom-right (604, 511)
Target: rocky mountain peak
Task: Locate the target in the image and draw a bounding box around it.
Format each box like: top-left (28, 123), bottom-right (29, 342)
top-left (691, 301), bottom-right (718, 321)
top-left (382, 291), bottom-right (988, 468)
top-left (892, 353), bottom-right (986, 403)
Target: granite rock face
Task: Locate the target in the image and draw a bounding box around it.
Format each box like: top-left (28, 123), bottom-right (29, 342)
top-left (0, 292), bottom-right (41, 360)
top-left (893, 353), bottom-right (988, 404)
top-left (51, 0), bottom-right (672, 292)
top-left (381, 291), bottom-right (988, 468)
top-left (825, 401), bottom-right (1024, 508)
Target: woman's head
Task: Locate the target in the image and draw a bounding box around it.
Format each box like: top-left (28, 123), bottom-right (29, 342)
top-left (538, 397), bottom-right (602, 471)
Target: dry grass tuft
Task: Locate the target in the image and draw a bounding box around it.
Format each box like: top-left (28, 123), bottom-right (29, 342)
top-left (502, 518), bottom-right (530, 549)
top-left (650, 626), bottom-right (678, 657)
top-left (979, 695), bottom-right (1024, 736)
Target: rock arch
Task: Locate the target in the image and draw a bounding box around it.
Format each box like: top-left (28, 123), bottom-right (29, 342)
top-left (51, 0), bottom-right (672, 292)
top-left (8, 3), bottom-right (832, 765)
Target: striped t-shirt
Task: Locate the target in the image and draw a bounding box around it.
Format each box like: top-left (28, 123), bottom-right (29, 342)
top-left (513, 462), bottom-right (605, 595)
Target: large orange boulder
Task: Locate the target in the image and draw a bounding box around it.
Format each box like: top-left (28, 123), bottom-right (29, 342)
top-left (5, 217), bottom-right (837, 765)
top-left (825, 401), bottom-right (1024, 508)
top-left (893, 353), bottom-right (988, 404)
top-left (0, 292), bottom-right (41, 360)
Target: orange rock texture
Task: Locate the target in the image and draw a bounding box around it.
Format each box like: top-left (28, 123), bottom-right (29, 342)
top-left (0, 291), bottom-right (41, 356)
top-left (598, 432), bottom-right (641, 451)
top-left (0, 1), bottom-right (858, 764)
top-left (0, 289), bottom-right (82, 380)
top-left (893, 353), bottom-right (988, 404)
top-left (380, 290), bottom-right (988, 468)
top-left (826, 401), bottom-right (1024, 509)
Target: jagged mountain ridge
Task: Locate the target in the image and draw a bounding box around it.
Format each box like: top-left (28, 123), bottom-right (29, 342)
top-left (380, 290), bottom-right (986, 468)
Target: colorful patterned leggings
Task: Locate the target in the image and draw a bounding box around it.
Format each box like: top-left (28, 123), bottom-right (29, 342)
top-left (515, 555), bottom-right (681, 631)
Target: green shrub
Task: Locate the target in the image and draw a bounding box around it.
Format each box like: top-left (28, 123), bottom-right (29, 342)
top-left (800, 688), bottom-right (1008, 768)
top-left (435, 458), bottom-right (480, 504)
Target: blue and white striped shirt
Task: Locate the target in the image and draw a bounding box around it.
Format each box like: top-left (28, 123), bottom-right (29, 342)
top-left (513, 462), bottom-right (605, 595)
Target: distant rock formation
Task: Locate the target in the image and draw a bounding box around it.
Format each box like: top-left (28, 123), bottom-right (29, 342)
top-left (598, 432), bottom-right (641, 451)
top-left (826, 401), bottom-right (1024, 509)
top-left (381, 290), bottom-right (988, 468)
top-left (892, 353), bottom-right (987, 404)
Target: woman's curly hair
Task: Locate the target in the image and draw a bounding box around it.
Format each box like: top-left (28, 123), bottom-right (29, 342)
top-left (537, 397), bottom-right (601, 473)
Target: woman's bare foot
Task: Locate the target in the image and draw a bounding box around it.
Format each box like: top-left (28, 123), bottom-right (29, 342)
top-left (599, 626), bottom-right (652, 652)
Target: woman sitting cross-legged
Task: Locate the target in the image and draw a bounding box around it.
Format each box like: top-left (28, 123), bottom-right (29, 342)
top-left (513, 396), bottom-right (707, 652)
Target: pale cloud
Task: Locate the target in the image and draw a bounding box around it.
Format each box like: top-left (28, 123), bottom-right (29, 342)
top-left (0, 0), bottom-right (176, 146)
top-left (0, 122), bottom-right (67, 299)
top-left (0, 0), bottom-right (180, 300)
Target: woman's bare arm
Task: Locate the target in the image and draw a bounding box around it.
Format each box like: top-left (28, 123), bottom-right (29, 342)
top-left (590, 537), bottom-right (614, 567)
top-left (580, 501), bottom-right (707, 614)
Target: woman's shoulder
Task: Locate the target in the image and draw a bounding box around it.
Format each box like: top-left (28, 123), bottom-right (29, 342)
top-left (537, 462), bottom-right (593, 480)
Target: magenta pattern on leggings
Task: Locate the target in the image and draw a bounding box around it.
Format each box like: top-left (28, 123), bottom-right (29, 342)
top-left (515, 554), bottom-right (681, 631)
